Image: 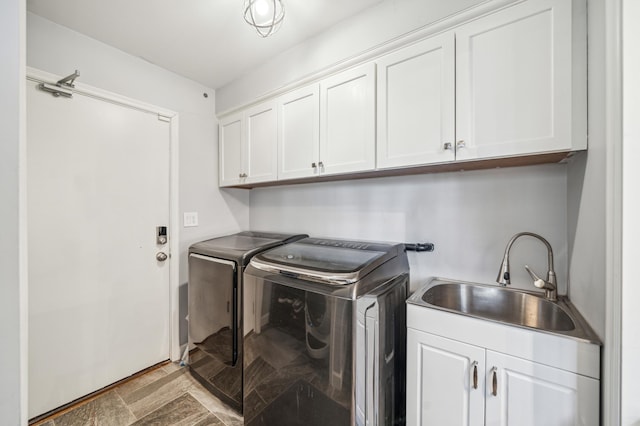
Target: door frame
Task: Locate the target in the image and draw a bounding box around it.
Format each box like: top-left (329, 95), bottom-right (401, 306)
top-left (25, 67), bottom-right (181, 362)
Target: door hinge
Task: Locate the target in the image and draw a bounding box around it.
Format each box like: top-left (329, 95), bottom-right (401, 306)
top-left (157, 114), bottom-right (171, 122)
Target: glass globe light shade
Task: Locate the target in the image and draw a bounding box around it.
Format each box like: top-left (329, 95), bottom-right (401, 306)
top-left (243, 0), bottom-right (285, 38)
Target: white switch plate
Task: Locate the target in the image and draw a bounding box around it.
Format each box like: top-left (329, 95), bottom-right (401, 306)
top-left (183, 212), bottom-right (198, 227)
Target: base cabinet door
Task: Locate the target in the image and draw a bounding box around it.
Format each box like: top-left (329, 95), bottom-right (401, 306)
top-left (407, 329), bottom-right (485, 426)
top-left (485, 351), bottom-right (599, 426)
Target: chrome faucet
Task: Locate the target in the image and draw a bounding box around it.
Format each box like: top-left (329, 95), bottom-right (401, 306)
top-left (496, 232), bottom-right (558, 302)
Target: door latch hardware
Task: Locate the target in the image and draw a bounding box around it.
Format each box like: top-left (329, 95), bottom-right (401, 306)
top-left (156, 226), bottom-right (168, 245)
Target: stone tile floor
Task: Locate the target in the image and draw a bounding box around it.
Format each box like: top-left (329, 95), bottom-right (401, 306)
top-left (33, 363), bottom-right (243, 426)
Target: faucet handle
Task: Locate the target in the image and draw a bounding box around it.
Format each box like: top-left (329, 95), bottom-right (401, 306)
top-left (524, 265), bottom-right (547, 289)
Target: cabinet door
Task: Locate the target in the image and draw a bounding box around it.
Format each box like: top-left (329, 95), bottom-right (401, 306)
top-left (485, 351), bottom-right (599, 426)
top-left (278, 84), bottom-right (320, 180)
top-left (456, 0), bottom-right (574, 160)
top-left (219, 112), bottom-right (243, 187)
top-left (320, 63), bottom-right (376, 175)
top-left (377, 33), bottom-right (455, 169)
top-left (407, 329), bottom-right (485, 426)
top-left (245, 101), bottom-right (277, 184)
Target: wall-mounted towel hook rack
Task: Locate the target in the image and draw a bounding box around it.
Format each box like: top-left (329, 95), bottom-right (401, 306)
top-left (38, 69), bottom-right (80, 98)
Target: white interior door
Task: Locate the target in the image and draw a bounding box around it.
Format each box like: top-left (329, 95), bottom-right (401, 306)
top-left (27, 76), bottom-right (172, 418)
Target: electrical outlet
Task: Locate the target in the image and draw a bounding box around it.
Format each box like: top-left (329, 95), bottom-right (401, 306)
top-left (183, 212), bottom-right (198, 227)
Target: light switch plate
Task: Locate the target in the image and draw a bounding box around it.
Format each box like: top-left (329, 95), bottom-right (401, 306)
top-left (183, 212), bottom-right (198, 227)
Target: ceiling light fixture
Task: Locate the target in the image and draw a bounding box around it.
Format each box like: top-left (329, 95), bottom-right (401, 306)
top-left (243, 0), bottom-right (285, 38)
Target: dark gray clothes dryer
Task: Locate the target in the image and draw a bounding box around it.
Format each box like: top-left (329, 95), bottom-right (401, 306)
top-left (187, 231), bottom-right (307, 413)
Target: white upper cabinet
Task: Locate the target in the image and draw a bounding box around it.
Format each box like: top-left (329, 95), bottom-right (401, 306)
top-left (320, 63), bottom-right (376, 175)
top-left (277, 84), bottom-right (320, 180)
top-left (455, 0), bottom-right (583, 160)
top-left (218, 0), bottom-right (586, 187)
top-left (219, 102), bottom-right (277, 187)
top-left (377, 33), bottom-right (455, 169)
top-left (244, 101), bottom-right (277, 184)
top-left (219, 112), bottom-right (243, 187)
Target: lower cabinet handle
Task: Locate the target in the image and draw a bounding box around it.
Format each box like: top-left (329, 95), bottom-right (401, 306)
top-left (471, 361), bottom-right (478, 390)
top-left (491, 367), bottom-right (498, 396)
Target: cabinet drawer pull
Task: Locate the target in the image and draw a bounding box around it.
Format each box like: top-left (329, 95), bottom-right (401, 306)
top-left (491, 367), bottom-right (498, 396)
top-left (471, 361), bottom-right (478, 389)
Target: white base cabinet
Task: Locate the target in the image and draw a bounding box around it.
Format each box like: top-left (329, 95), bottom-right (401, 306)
top-left (407, 304), bottom-right (600, 426)
top-left (485, 351), bottom-right (599, 426)
top-left (407, 330), bottom-right (485, 426)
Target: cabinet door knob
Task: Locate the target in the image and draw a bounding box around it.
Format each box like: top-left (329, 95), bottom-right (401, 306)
top-left (318, 161), bottom-right (324, 168)
top-left (491, 366), bottom-right (498, 396)
top-left (456, 140), bottom-right (466, 149)
top-left (311, 162), bottom-right (317, 168)
top-left (443, 142), bottom-right (453, 151)
top-left (471, 361), bottom-right (478, 390)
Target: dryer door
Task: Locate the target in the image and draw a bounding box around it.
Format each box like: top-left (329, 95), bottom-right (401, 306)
top-left (188, 254), bottom-right (238, 366)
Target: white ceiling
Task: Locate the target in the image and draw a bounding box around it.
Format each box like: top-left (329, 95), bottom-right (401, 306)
top-left (27, 0), bottom-right (384, 89)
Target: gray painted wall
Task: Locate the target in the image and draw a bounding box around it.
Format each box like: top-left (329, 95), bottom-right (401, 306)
top-left (250, 165), bottom-right (569, 295)
top-left (565, 0), bottom-right (607, 340)
top-left (0, 0), bottom-right (25, 424)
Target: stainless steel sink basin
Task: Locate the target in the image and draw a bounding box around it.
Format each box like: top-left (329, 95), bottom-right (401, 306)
top-left (408, 278), bottom-right (601, 344)
top-left (421, 282), bottom-right (575, 331)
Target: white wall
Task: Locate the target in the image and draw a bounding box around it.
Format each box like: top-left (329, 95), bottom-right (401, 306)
top-left (251, 165), bottom-right (568, 294)
top-left (622, 0), bottom-right (640, 422)
top-left (565, 0), bottom-right (607, 340)
top-left (0, 0), bottom-right (26, 424)
top-left (26, 13), bottom-right (251, 346)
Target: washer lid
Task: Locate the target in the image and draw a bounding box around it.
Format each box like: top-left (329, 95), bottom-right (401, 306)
top-left (250, 238), bottom-right (400, 285)
top-left (189, 231), bottom-right (307, 263)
